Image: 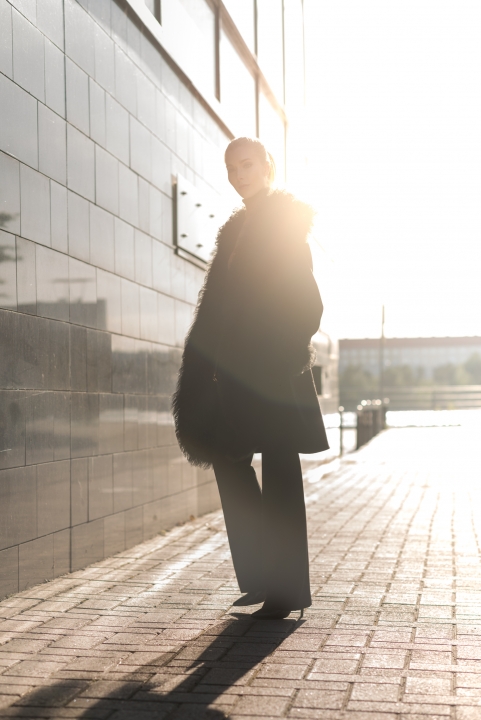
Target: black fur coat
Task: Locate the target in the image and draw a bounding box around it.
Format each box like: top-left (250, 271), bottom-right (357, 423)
top-left (173, 188), bottom-right (329, 467)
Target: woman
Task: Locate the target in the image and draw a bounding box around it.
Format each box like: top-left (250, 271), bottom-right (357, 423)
top-left (173, 137), bottom-right (329, 618)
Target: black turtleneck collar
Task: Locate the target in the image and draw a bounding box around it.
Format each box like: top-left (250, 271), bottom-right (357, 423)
top-left (242, 186), bottom-right (271, 214)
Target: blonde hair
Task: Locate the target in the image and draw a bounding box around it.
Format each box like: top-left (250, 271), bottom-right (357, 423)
top-left (224, 137), bottom-right (276, 185)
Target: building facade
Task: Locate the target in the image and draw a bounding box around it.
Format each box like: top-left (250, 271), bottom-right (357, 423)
top-left (0, 0), bottom-right (315, 599)
top-left (340, 337), bottom-right (481, 380)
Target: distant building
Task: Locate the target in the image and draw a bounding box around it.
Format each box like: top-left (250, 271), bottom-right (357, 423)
top-left (340, 337), bottom-right (481, 379)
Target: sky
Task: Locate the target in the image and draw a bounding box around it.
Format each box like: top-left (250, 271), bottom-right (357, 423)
top-left (302, 1), bottom-right (481, 340)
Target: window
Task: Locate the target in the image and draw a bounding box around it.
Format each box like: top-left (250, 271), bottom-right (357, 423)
top-left (220, 30), bottom-right (256, 136)
top-left (259, 93), bottom-right (285, 181)
top-left (283, 0), bottom-right (304, 109)
top-left (257, 0), bottom-right (284, 102)
top-left (144, 0), bottom-right (161, 22)
top-left (222, 0), bottom-right (256, 52)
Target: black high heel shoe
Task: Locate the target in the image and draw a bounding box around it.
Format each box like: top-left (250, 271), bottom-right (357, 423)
top-left (251, 605), bottom-right (306, 620)
top-left (232, 590), bottom-right (266, 607)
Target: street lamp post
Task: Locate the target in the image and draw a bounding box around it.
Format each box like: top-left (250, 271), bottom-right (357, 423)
top-left (379, 305), bottom-right (385, 401)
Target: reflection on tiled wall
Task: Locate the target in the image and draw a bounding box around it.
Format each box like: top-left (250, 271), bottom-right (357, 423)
top-left (0, 0), bottom-right (228, 599)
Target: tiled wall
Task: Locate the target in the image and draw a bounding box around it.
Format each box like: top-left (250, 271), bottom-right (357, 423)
top-left (0, 0), bottom-right (229, 599)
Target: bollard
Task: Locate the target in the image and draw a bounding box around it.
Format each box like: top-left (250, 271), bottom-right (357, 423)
top-left (356, 399), bottom-right (389, 450)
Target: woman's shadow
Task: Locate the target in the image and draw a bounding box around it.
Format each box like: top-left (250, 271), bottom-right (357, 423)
top-left (7, 613), bottom-right (302, 719)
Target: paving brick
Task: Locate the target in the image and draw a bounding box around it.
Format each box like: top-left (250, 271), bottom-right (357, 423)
top-left (0, 428), bottom-right (481, 718)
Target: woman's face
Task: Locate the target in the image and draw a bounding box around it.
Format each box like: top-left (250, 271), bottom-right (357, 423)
top-left (225, 145), bottom-right (270, 199)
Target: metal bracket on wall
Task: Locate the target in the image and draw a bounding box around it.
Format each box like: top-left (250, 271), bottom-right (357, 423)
top-left (173, 174), bottom-right (219, 267)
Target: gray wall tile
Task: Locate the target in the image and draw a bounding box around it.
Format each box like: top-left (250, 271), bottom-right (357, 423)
top-left (89, 204), bottom-right (114, 272)
top-left (137, 73), bottom-right (156, 133)
top-left (0, 546), bottom-right (19, 597)
top-left (50, 181), bottom-right (68, 253)
top-left (45, 38), bottom-right (65, 118)
top-left (175, 300), bottom-right (193, 347)
top-left (114, 46), bottom-right (137, 116)
top-left (152, 240), bottom-right (172, 296)
top-left (104, 511), bottom-right (125, 556)
top-left (0, 0), bottom-right (13, 79)
top-left (19, 534), bottom-right (53, 590)
top-left (140, 286), bottom-right (158, 342)
top-left (53, 392), bottom-right (70, 460)
top-left (94, 24), bottom-right (115, 94)
top-left (139, 32), bottom-right (161, 89)
top-left (162, 193), bottom-right (173, 244)
top-left (114, 218), bottom-right (135, 281)
top-left (64, 0), bottom-right (95, 76)
top-left (38, 103), bottom-right (67, 185)
top-left (105, 94), bottom-right (129, 165)
top-left (12, 8), bottom-right (45, 102)
top-left (8, 0), bottom-right (36, 24)
top-left (130, 116), bottom-right (151, 181)
top-left (95, 146), bottom-right (119, 215)
top-left (113, 452), bottom-right (132, 512)
top-left (16, 236), bottom-right (36, 314)
top-left (134, 229), bottom-right (152, 287)
top-left (37, 459), bottom-right (70, 536)
top-left (69, 325), bottom-right (87, 392)
top-left (71, 517), bottom-right (103, 571)
top-left (37, 0), bottom-right (64, 50)
top-left (20, 165), bottom-right (51, 246)
top-left (151, 137), bottom-right (171, 195)
top-left (87, 330), bottom-right (111, 393)
top-left (26, 390), bottom-right (54, 465)
top-left (157, 293), bottom-right (175, 345)
top-left (110, 1), bottom-right (127, 53)
top-left (90, 0), bottom-right (111, 38)
top-left (97, 269), bottom-right (121, 334)
top-left (170, 252), bottom-right (186, 300)
top-left (120, 278), bottom-right (140, 339)
top-left (67, 125), bottom-right (95, 201)
top-left (71, 457), bottom-right (88, 526)
top-left (99, 393), bottom-right (123, 455)
top-left (89, 78), bottom-right (106, 147)
top-left (36, 245), bottom-right (69, 321)
top-left (67, 191), bottom-right (90, 262)
top-left (66, 58), bottom-right (89, 134)
top-left (0, 73), bottom-right (38, 168)
top-left (0, 390), bottom-right (25, 470)
top-left (138, 177), bottom-right (150, 234)
top-left (125, 506), bottom-right (143, 548)
top-left (88, 454), bottom-right (113, 520)
top-left (118, 163), bottom-right (139, 227)
top-left (53, 527), bottom-right (70, 577)
top-left (0, 152), bottom-right (20, 234)
top-left (0, 230), bottom-right (17, 310)
top-left (0, 466), bottom-right (37, 549)
top-left (155, 89), bottom-right (166, 143)
top-left (47, 319), bottom-right (70, 390)
top-left (71, 392), bottom-right (99, 458)
top-left (149, 185), bottom-right (162, 241)
top-left (123, 395), bottom-right (138, 451)
top-left (69, 256), bottom-right (97, 328)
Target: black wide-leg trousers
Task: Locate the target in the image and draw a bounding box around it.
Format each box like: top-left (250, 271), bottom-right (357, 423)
top-left (213, 446), bottom-right (312, 610)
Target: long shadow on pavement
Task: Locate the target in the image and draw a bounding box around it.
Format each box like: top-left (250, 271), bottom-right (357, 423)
top-left (6, 614), bottom-right (301, 719)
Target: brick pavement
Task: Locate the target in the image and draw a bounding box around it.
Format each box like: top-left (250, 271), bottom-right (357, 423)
top-left (1, 426), bottom-right (481, 719)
